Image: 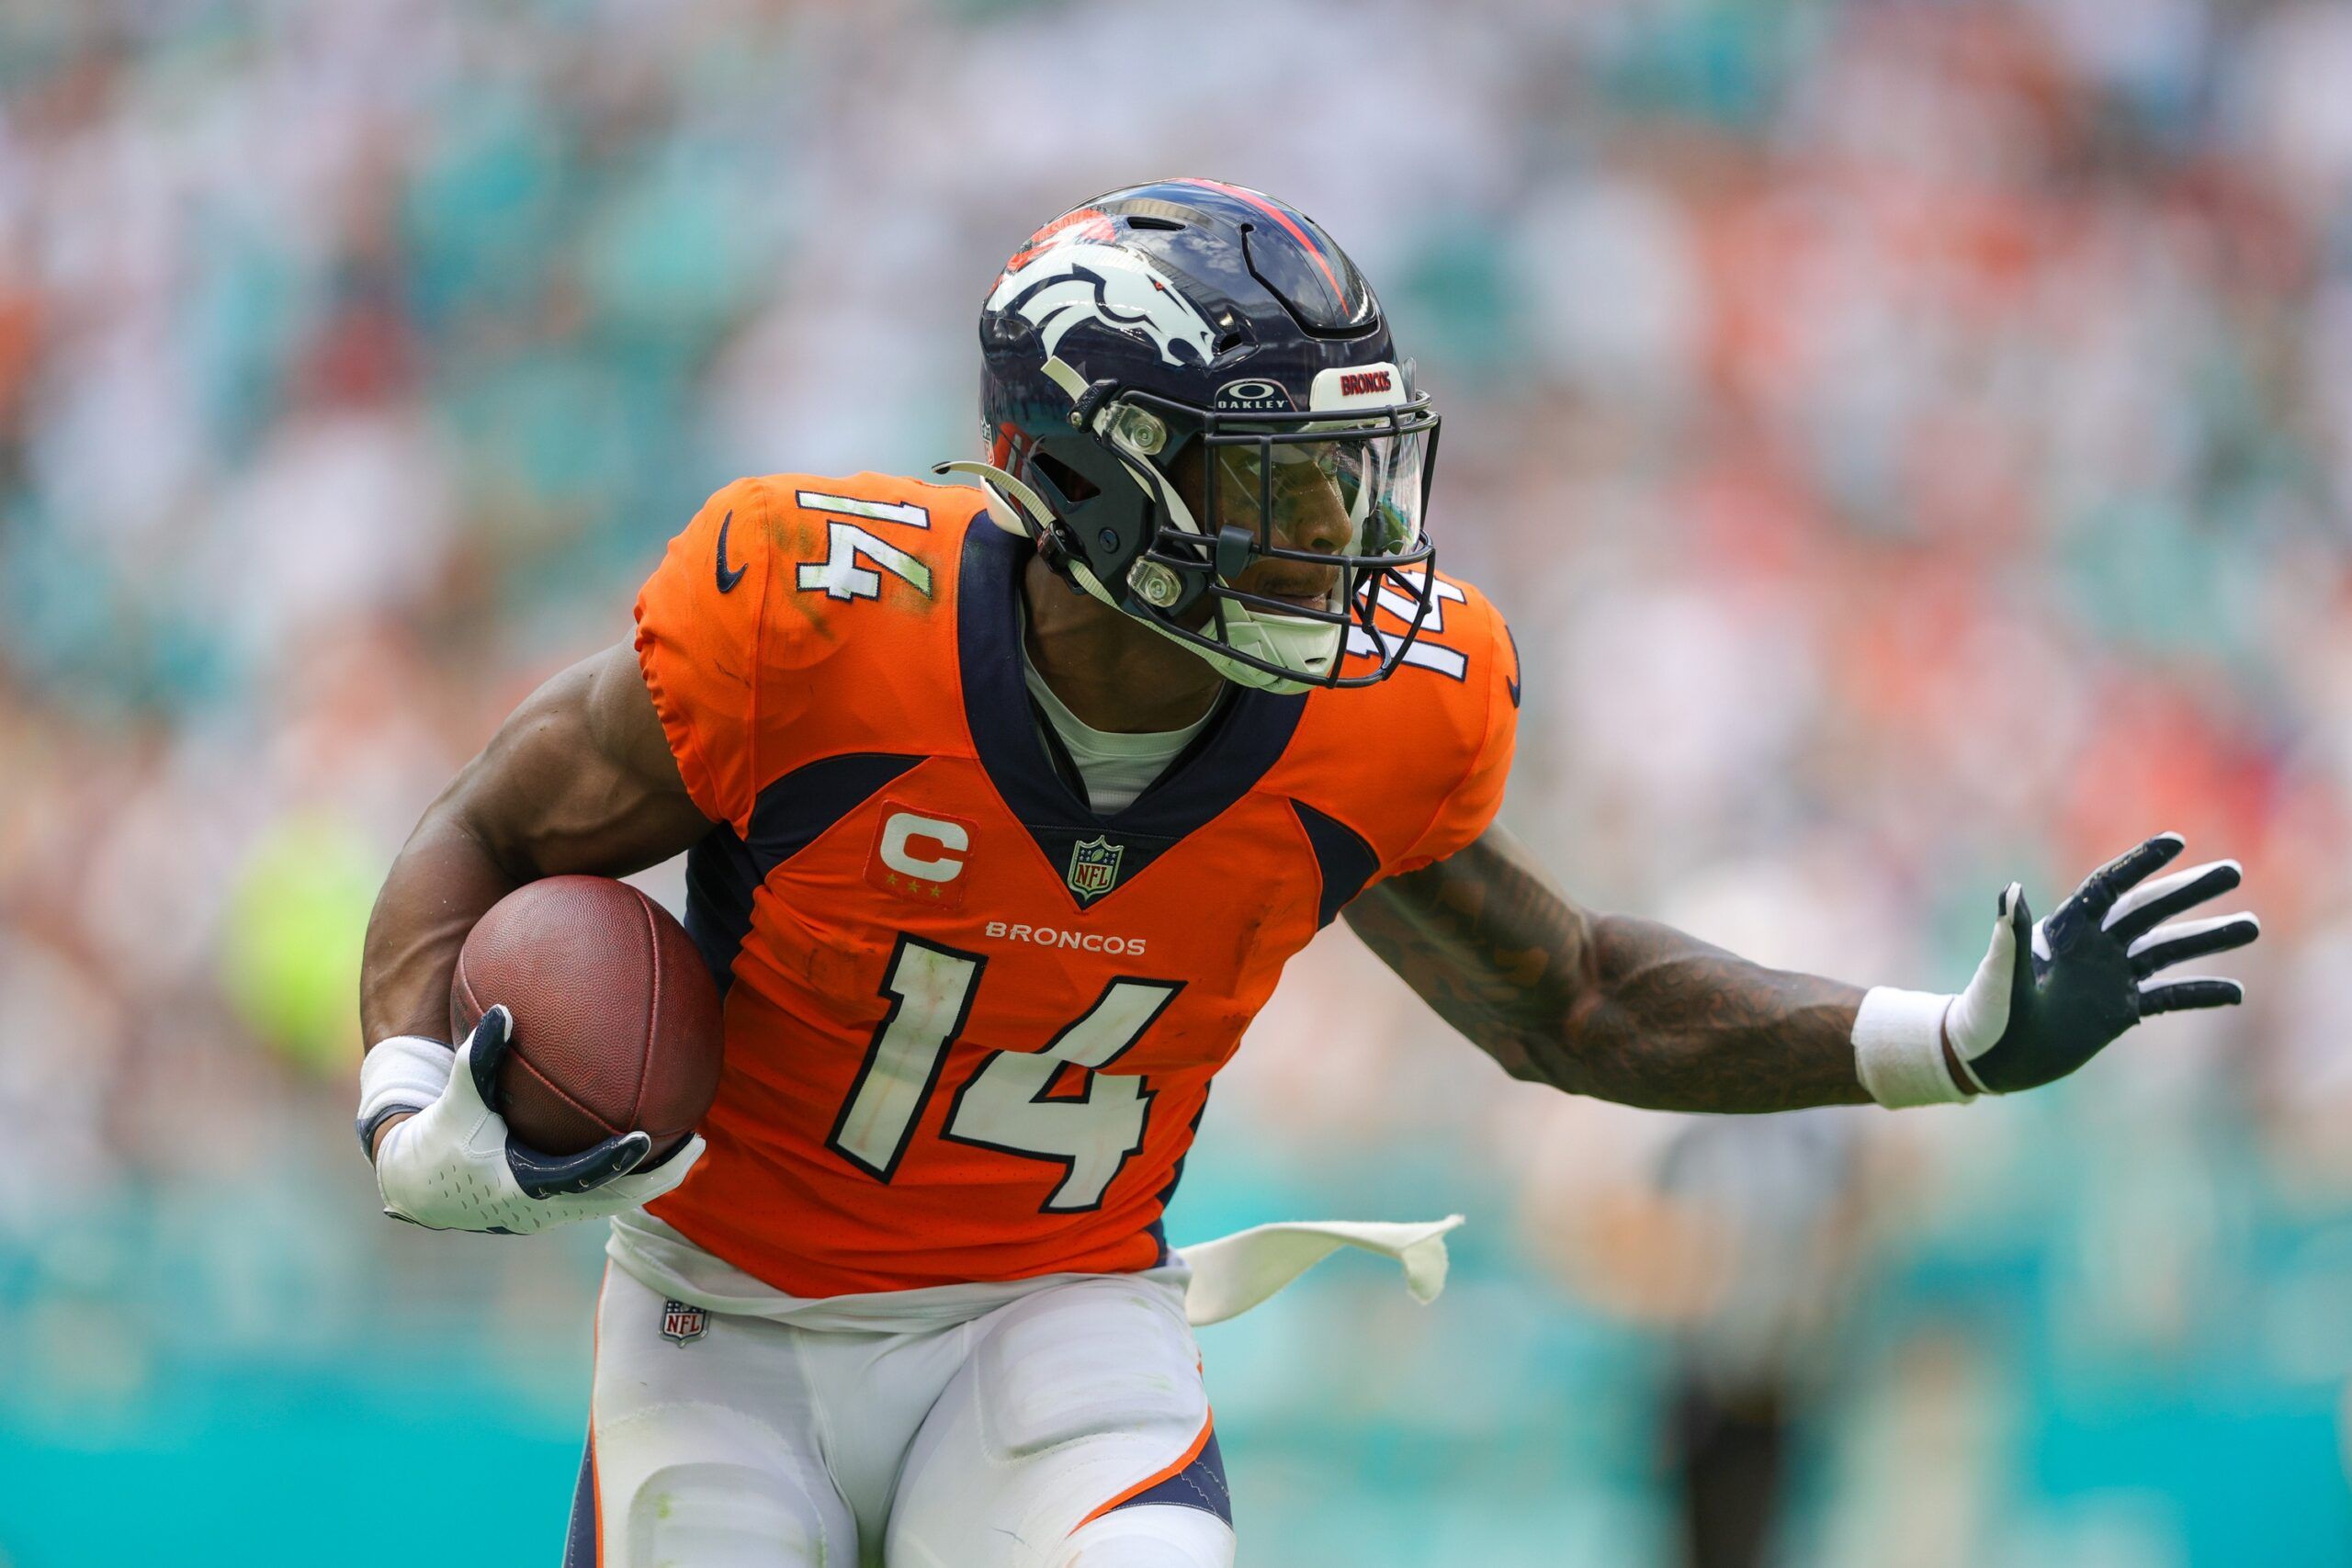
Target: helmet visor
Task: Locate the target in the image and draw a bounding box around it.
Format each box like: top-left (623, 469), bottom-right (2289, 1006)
top-left (1205, 427), bottom-right (1427, 568)
top-left (1115, 388), bottom-right (1442, 688)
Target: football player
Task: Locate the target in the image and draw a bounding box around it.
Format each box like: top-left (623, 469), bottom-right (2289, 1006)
top-left (354, 179), bottom-right (2260, 1568)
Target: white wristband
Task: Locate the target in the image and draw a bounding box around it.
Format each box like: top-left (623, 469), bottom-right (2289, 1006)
top-left (357, 1035), bottom-right (458, 1153)
top-left (1852, 987), bottom-right (1973, 1108)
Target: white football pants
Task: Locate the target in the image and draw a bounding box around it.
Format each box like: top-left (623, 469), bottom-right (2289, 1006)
top-left (569, 1265), bottom-right (1234, 1568)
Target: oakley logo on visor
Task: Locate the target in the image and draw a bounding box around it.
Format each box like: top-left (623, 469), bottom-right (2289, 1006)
top-left (1213, 378), bottom-right (1295, 412)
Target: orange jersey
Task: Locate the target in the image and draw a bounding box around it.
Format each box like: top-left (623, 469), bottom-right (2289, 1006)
top-left (632, 472), bottom-right (1517, 1296)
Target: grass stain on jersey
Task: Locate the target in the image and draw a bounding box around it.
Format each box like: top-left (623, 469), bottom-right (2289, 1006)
top-left (769, 513), bottom-right (849, 649)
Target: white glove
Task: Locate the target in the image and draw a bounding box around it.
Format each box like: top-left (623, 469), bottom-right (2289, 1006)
top-left (360, 1006), bottom-right (706, 1235)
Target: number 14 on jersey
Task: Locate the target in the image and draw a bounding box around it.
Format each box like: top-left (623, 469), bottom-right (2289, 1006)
top-left (825, 936), bottom-right (1183, 1213)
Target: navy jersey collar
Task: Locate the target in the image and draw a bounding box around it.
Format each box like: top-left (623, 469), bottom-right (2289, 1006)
top-left (956, 520), bottom-right (1306, 907)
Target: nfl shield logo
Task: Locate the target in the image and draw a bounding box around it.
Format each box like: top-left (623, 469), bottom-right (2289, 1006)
top-left (660, 1300), bottom-right (707, 1346)
top-left (1066, 836), bottom-right (1124, 902)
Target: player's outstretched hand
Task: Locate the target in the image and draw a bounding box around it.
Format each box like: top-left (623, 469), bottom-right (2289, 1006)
top-left (368, 1007), bottom-right (706, 1235)
top-left (1942, 833), bottom-right (2260, 1095)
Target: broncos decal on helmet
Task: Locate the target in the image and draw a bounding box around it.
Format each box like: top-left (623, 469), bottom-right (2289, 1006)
top-left (983, 242), bottom-right (1220, 369)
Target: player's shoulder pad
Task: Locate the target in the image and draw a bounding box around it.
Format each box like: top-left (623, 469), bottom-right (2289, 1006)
top-left (1378, 569), bottom-right (1518, 875)
top-left (645, 469), bottom-right (985, 649)
top-left (1357, 565), bottom-right (1519, 739)
top-left (1278, 566), bottom-right (1519, 866)
top-left (632, 471), bottom-right (985, 826)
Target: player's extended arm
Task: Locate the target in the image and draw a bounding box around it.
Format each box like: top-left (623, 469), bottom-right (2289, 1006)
top-left (1344, 824), bottom-right (2259, 1112)
top-left (355, 641), bottom-right (714, 1229)
top-left (1344, 825), bottom-right (1866, 1111)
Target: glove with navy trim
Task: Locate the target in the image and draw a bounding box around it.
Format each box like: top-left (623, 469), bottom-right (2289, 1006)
top-left (1854, 833), bottom-right (2260, 1107)
top-left (362, 1006), bottom-right (706, 1234)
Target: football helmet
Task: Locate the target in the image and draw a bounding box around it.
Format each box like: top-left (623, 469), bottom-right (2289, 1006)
top-left (943, 178), bottom-right (1440, 692)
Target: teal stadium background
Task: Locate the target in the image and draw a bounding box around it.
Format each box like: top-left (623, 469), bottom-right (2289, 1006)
top-left (2, 1), bottom-right (2349, 1563)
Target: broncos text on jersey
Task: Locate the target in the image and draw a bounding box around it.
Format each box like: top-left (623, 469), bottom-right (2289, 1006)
top-left (631, 471), bottom-right (1517, 1296)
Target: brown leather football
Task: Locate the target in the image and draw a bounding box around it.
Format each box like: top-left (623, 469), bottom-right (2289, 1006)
top-left (451, 875), bottom-right (723, 1158)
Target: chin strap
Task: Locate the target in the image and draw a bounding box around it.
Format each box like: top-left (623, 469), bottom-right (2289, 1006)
top-left (929, 458), bottom-right (1116, 605)
top-left (931, 458), bottom-right (1053, 539)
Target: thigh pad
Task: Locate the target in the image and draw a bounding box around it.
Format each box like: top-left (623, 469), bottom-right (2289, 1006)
top-left (975, 1278), bottom-right (1205, 1461)
top-left (599, 1404), bottom-right (840, 1568)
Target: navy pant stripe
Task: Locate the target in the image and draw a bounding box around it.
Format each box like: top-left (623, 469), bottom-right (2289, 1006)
top-left (1111, 1427), bottom-right (1232, 1526)
top-left (562, 1435), bottom-right (597, 1566)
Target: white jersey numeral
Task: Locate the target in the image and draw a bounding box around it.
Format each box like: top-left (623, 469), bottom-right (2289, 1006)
top-left (797, 522), bottom-right (933, 601)
top-left (826, 941), bottom-right (1182, 1210)
top-left (1348, 572), bottom-right (1469, 678)
top-left (794, 491), bottom-right (932, 528)
top-left (827, 938), bottom-right (982, 1180)
top-left (943, 980), bottom-right (1181, 1212)
top-left (1374, 570), bottom-right (1465, 632)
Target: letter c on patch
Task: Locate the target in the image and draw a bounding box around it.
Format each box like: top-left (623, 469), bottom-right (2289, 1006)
top-left (879, 812), bottom-right (969, 881)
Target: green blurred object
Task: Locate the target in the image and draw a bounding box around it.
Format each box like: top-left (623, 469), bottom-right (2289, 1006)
top-left (218, 815), bottom-right (381, 1075)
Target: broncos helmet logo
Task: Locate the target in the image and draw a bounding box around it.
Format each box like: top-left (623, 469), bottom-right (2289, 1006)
top-left (986, 241), bottom-right (1219, 369)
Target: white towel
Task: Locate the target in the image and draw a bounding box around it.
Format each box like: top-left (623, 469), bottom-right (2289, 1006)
top-left (1173, 1214), bottom-right (1466, 1327)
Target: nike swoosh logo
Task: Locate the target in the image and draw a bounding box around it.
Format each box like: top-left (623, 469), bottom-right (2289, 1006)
top-left (1503, 623), bottom-right (1522, 709)
top-left (715, 512), bottom-right (742, 592)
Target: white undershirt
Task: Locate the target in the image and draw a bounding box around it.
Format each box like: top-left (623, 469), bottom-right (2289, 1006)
top-left (1020, 615), bottom-right (1213, 814)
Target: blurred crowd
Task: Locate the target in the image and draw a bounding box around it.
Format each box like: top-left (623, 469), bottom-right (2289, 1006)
top-left (2, 1), bottom-right (2349, 1563)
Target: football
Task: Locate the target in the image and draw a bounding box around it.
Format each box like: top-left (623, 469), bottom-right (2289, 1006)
top-left (450, 875), bottom-right (724, 1159)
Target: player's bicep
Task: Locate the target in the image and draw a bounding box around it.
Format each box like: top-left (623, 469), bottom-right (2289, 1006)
top-left (451, 641), bottom-right (714, 882)
top-left (1343, 822), bottom-right (1600, 1081)
top-left (586, 634), bottom-right (700, 800)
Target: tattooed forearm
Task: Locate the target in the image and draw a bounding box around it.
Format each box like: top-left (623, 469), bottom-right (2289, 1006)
top-left (1343, 826), bottom-right (1869, 1112)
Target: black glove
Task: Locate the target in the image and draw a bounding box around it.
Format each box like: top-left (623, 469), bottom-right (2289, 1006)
top-left (1946, 833), bottom-right (2258, 1095)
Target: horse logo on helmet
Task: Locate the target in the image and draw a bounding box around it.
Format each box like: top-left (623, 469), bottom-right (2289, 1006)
top-left (985, 241), bottom-right (1220, 369)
